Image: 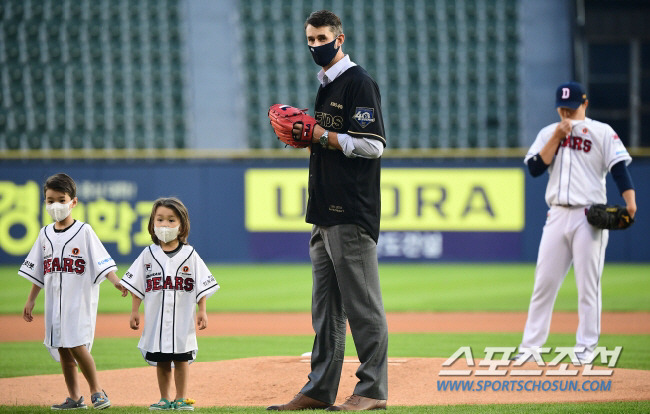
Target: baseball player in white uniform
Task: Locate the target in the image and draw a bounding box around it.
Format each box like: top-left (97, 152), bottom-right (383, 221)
top-left (20, 173), bottom-right (127, 410)
top-left (517, 82), bottom-right (637, 362)
top-left (120, 197), bottom-right (219, 410)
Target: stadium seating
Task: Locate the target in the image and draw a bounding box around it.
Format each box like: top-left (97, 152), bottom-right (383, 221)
top-left (236, 0), bottom-right (520, 149)
top-left (2, 0), bottom-right (521, 151)
top-left (0, 0), bottom-right (185, 150)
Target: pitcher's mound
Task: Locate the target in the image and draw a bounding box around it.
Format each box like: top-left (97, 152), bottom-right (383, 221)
top-left (1, 357), bottom-right (649, 407)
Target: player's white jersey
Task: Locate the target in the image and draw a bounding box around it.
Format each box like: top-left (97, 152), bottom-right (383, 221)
top-left (525, 117), bottom-right (632, 207)
top-left (18, 221), bottom-right (117, 361)
top-left (120, 244), bottom-right (219, 365)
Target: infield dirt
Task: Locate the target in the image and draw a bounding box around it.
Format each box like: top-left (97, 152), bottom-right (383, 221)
top-left (1, 356), bottom-right (650, 407)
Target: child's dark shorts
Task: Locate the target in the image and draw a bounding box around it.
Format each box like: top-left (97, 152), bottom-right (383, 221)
top-left (145, 351), bottom-right (193, 362)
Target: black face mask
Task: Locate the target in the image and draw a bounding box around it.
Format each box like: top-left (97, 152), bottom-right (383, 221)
top-left (308, 38), bottom-right (340, 67)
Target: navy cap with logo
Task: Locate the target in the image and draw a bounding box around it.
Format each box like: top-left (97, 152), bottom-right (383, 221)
top-left (556, 81), bottom-right (587, 109)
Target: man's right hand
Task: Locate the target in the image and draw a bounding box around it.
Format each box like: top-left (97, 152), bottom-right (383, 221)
top-left (553, 118), bottom-right (572, 141)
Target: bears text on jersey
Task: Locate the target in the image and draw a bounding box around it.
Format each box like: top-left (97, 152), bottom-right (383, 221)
top-left (556, 136), bottom-right (592, 153)
top-left (145, 275), bottom-right (194, 292)
top-left (43, 257), bottom-right (86, 275)
top-left (315, 111), bottom-right (343, 129)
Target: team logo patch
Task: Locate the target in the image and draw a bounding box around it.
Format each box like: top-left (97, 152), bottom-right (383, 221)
top-left (182, 265), bottom-right (190, 272)
top-left (352, 107), bottom-right (375, 128)
top-left (145, 263), bottom-right (152, 271)
top-left (582, 128), bottom-right (588, 134)
top-left (72, 248), bottom-right (80, 255)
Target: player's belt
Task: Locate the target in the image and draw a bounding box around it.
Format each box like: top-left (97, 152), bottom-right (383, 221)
top-left (552, 204), bottom-right (589, 210)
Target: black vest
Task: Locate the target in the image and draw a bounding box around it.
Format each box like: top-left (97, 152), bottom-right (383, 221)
top-left (306, 65), bottom-right (386, 243)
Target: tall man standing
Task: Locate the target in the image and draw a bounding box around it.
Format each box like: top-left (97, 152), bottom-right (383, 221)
top-left (267, 9), bottom-right (388, 412)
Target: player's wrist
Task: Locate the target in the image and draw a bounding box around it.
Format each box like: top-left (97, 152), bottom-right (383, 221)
top-left (551, 131), bottom-right (565, 142)
top-left (312, 125), bottom-right (325, 143)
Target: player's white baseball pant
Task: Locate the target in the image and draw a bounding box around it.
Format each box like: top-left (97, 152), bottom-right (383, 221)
top-left (520, 206), bottom-right (609, 356)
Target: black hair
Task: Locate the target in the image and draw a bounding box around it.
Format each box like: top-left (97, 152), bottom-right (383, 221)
top-left (305, 10), bottom-right (343, 37)
top-left (43, 173), bottom-right (76, 198)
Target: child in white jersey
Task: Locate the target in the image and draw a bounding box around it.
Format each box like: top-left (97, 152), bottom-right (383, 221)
top-left (19, 173), bottom-right (127, 410)
top-left (120, 197), bottom-right (219, 411)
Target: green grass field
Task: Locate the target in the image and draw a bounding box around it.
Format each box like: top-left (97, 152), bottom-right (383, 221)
top-left (1, 402), bottom-right (650, 414)
top-left (1, 263), bottom-right (649, 412)
top-left (2, 263), bottom-right (650, 314)
top-left (1, 332), bottom-right (649, 378)
top-left (1, 401), bottom-right (649, 413)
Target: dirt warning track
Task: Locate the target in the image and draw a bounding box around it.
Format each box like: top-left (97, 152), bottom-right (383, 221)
top-left (2, 311), bottom-right (649, 342)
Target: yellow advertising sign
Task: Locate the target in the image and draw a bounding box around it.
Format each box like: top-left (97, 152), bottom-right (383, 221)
top-left (0, 180), bottom-right (154, 256)
top-left (245, 169), bottom-right (310, 232)
top-left (245, 168), bottom-right (525, 232)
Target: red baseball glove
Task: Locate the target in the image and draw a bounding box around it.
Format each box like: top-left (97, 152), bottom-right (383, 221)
top-left (268, 104), bottom-right (318, 148)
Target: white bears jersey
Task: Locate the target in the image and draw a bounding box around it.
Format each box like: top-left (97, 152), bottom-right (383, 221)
top-left (525, 117), bottom-right (632, 207)
top-left (120, 244), bottom-right (219, 365)
top-left (18, 221), bottom-right (117, 361)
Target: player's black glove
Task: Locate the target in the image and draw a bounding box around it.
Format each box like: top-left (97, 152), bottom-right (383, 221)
top-left (586, 204), bottom-right (634, 230)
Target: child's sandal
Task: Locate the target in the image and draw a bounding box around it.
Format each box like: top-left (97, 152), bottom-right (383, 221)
top-left (149, 398), bottom-right (173, 410)
top-left (173, 398), bottom-right (196, 411)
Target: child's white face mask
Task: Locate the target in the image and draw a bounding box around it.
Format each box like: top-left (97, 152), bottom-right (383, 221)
top-left (154, 225), bottom-right (180, 243)
top-left (46, 201), bottom-right (73, 223)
